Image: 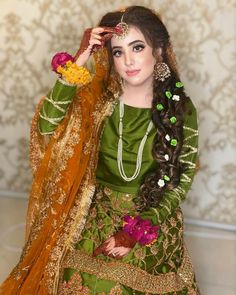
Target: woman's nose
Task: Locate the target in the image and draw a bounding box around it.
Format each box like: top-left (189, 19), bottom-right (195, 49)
top-left (124, 52), bottom-right (134, 66)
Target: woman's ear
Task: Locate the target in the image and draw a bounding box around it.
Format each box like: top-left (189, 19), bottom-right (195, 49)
top-left (154, 47), bottom-right (163, 62)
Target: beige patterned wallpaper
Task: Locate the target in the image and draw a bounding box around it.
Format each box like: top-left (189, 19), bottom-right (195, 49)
top-left (0, 0), bottom-right (235, 225)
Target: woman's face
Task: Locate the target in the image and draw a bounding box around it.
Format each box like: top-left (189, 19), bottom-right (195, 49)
top-left (111, 26), bottom-right (156, 88)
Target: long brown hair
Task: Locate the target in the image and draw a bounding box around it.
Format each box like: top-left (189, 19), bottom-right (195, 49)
top-left (99, 6), bottom-right (189, 210)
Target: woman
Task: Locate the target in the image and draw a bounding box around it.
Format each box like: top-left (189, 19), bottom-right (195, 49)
top-left (0, 5), bottom-right (200, 295)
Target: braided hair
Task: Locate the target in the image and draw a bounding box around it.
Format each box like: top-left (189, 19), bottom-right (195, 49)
top-left (99, 6), bottom-right (189, 210)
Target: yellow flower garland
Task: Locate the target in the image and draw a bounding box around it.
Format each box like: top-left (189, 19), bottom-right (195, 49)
top-left (57, 60), bottom-right (91, 85)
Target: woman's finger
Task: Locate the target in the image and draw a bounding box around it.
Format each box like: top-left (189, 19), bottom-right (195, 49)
top-left (104, 237), bottom-right (115, 251)
top-left (90, 32), bottom-right (102, 39)
top-left (91, 27), bottom-right (105, 34)
top-left (110, 246), bottom-right (131, 256)
top-left (89, 39), bottom-right (102, 46)
top-left (102, 26), bottom-right (116, 34)
top-left (91, 27), bottom-right (115, 34)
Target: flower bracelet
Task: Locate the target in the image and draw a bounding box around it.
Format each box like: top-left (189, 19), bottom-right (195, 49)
top-left (51, 52), bottom-right (91, 85)
top-left (123, 215), bottom-right (160, 246)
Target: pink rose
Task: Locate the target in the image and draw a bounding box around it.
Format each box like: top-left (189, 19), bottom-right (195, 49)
top-left (51, 52), bottom-right (74, 73)
top-left (123, 215), bottom-right (160, 246)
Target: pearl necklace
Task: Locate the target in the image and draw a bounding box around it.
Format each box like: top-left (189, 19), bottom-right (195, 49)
top-left (117, 100), bottom-right (154, 182)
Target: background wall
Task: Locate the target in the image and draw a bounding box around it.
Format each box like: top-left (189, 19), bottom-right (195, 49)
top-left (0, 0), bottom-right (235, 226)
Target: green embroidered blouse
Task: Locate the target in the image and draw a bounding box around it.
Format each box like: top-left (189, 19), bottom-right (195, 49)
top-left (96, 103), bottom-right (158, 194)
top-left (38, 80), bottom-right (198, 226)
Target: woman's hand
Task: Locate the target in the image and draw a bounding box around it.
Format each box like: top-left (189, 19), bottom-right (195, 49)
top-left (74, 27), bottom-right (115, 67)
top-left (93, 230), bottom-right (137, 260)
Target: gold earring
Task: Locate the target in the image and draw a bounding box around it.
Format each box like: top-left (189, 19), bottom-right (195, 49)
top-left (153, 62), bottom-right (171, 81)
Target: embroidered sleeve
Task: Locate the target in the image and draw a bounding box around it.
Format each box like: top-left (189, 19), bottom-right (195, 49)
top-left (38, 79), bottom-right (77, 135)
top-left (140, 99), bottom-right (199, 224)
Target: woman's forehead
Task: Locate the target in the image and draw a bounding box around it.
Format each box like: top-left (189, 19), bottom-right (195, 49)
top-left (111, 26), bottom-right (146, 47)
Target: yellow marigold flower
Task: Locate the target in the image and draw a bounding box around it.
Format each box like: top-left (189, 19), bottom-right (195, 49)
top-left (56, 62), bottom-right (91, 85)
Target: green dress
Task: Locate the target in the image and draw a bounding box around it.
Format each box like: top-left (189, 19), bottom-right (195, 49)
top-left (39, 80), bottom-right (199, 294)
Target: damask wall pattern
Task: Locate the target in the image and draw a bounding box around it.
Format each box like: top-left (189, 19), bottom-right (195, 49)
top-left (0, 0), bottom-right (235, 225)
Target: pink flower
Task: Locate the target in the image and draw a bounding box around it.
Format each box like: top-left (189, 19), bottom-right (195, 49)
top-left (123, 215), bottom-right (160, 246)
top-left (114, 24), bottom-right (123, 35)
top-left (51, 52), bottom-right (74, 73)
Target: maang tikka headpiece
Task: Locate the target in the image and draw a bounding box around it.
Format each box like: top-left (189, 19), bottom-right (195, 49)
top-left (114, 9), bottom-right (129, 39)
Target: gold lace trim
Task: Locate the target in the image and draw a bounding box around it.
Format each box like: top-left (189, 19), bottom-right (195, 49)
top-left (62, 244), bottom-right (197, 294)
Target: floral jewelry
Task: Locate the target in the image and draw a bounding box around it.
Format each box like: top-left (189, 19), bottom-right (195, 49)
top-left (165, 91), bottom-right (180, 102)
top-left (175, 81), bottom-right (184, 88)
top-left (156, 103), bottom-right (164, 111)
top-left (123, 215), bottom-right (160, 246)
top-left (51, 52), bottom-right (74, 72)
top-left (165, 91), bottom-right (172, 99)
top-left (172, 94), bottom-right (180, 101)
top-left (170, 116), bottom-right (177, 124)
top-left (57, 61), bottom-right (91, 85)
top-left (164, 154), bottom-right (169, 161)
top-left (165, 134), bottom-right (171, 141)
top-left (170, 138), bottom-right (178, 146)
top-left (157, 174), bottom-right (170, 188)
top-left (51, 52), bottom-right (91, 85)
top-left (165, 134), bottom-right (178, 147)
top-left (153, 62), bottom-right (171, 81)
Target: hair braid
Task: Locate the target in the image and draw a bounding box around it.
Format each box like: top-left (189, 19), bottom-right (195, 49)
top-left (136, 71), bottom-right (187, 210)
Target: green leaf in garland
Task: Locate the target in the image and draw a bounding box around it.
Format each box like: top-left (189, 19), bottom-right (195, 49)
top-left (165, 91), bottom-right (172, 99)
top-left (170, 138), bottom-right (178, 146)
top-left (164, 175), bottom-right (170, 182)
top-left (156, 103), bottom-right (164, 111)
top-left (170, 116), bottom-right (177, 124)
top-left (175, 81), bottom-right (184, 88)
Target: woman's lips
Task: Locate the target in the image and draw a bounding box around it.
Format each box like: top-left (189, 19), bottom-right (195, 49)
top-left (126, 70), bottom-right (140, 76)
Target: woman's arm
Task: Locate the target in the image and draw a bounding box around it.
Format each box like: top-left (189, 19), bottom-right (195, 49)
top-left (38, 79), bottom-right (77, 135)
top-left (38, 27), bottom-right (115, 136)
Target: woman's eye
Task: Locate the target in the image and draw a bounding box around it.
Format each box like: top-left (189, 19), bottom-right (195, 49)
top-left (133, 45), bottom-right (145, 52)
top-left (112, 50), bottom-right (122, 57)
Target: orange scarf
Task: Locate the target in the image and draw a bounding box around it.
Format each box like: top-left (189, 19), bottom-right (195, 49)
top-left (0, 49), bottom-right (120, 295)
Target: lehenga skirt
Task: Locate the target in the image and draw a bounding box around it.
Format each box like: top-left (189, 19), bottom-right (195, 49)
top-left (58, 184), bottom-right (200, 295)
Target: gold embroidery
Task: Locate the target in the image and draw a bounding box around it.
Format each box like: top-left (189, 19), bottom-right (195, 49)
top-left (58, 272), bottom-right (90, 295)
top-left (45, 94), bottom-right (119, 294)
top-left (134, 248), bottom-right (146, 260)
top-left (109, 284), bottom-right (123, 295)
top-left (62, 248), bottom-right (196, 294)
top-left (103, 186), bottom-right (113, 196)
top-left (58, 273), bottom-right (123, 295)
top-left (150, 243), bottom-right (159, 255)
top-left (177, 244), bottom-right (194, 287)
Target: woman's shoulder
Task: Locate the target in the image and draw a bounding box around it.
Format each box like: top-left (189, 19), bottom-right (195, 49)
top-left (183, 97), bottom-right (198, 128)
top-left (185, 97), bottom-right (197, 116)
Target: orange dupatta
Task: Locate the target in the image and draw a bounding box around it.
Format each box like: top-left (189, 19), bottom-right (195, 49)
top-left (0, 49), bottom-right (120, 295)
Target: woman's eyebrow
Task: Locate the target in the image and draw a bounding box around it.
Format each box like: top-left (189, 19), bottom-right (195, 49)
top-left (112, 40), bottom-right (145, 50)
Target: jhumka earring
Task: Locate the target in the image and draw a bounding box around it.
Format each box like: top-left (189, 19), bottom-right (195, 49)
top-left (153, 62), bottom-right (171, 82)
top-left (114, 11), bottom-right (129, 39)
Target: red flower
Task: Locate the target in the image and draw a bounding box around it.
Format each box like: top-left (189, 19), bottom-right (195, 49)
top-left (51, 52), bottom-right (74, 73)
top-left (114, 24), bottom-right (123, 35)
top-left (123, 215), bottom-right (160, 246)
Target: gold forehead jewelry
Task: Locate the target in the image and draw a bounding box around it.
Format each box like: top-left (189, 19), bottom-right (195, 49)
top-left (114, 13), bottom-right (129, 39)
